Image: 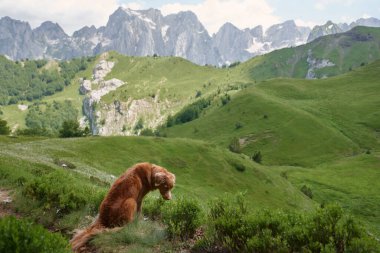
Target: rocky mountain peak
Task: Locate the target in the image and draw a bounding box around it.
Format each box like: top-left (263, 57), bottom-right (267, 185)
top-left (307, 20), bottom-right (344, 42)
top-left (0, 8), bottom-right (379, 65)
top-left (34, 21), bottom-right (68, 40)
top-left (72, 25), bottom-right (97, 39)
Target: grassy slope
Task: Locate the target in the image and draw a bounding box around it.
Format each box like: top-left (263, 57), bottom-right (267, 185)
top-left (278, 151), bottom-right (380, 236)
top-left (236, 26), bottom-right (380, 81)
top-left (101, 52), bottom-right (253, 118)
top-left (163, 61), bottom-right (380, 235)
top-left (0, 136), bottom-right (313, 211)
top-left (3, 26), bottom-right (380, 130)
top-left (163, 60), bottom-right (380, 166)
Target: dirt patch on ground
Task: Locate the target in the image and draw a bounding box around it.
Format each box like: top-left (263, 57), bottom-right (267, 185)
top-left (0, 189), bottom-right (16, 218)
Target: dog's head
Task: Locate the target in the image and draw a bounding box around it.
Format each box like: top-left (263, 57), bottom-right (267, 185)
top-left (153, 165), bottom-right (176, 200)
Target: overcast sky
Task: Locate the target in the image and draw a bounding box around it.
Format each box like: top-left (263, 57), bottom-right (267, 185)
top-left (0, 0), bottom-right (379, 35)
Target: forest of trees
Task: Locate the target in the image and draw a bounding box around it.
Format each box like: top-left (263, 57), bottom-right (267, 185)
top-left (0, 56), bottom-right (93, 105)
top-left (21, 101), bottom-right (79, 136)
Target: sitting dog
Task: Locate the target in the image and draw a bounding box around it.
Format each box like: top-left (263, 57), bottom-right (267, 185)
top-left (70, 162), bottom-right (176, 252)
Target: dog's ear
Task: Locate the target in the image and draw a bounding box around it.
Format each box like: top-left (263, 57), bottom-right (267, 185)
top-left (154, 172), bottom-right (166, 186)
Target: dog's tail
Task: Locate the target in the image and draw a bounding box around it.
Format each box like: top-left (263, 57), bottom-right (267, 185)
top-left (70, 221), bottom-right (104, 252)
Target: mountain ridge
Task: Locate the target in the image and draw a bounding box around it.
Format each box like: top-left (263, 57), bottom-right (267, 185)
top-left (1, 7), bottom-right (380, 65)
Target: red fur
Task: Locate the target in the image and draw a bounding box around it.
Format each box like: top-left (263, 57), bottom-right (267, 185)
top-left (70, 162), bottom-right (175, 252)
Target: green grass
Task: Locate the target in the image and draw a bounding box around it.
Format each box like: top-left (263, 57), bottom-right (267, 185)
top-left (162, 61), bottom-right (380, 236)
top-left (279, 151), bottom-right (380, 237)
top-left (163, 60), bottom-right (380, 167)
top-left (0, 135), bottom-right (313, 211)
top-left (0, 135), bottom-right (317, 249)
top-left (91, 219), bottom-right (167, 253)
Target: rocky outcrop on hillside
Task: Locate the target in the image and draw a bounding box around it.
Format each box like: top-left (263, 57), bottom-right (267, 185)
top-left (81, 58), bottom-right (125, 134)
top-left (81, 55), bottom-right (170, 136)
top-left (305, 50), bottom-right (335, 79)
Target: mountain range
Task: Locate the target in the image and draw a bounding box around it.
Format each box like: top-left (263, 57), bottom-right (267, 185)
top-left (1, 7), bottom-right (380, 65)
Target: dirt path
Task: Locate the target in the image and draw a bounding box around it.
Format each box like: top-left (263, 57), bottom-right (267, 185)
top-left (0, 189), bottom-right (15, 218)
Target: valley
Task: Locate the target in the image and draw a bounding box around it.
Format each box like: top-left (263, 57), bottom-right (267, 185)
top-left (0, 16), bottom-right (379, 252)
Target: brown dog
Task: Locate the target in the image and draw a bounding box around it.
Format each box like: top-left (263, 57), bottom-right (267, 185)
top-left (70, 162), bottom-right (176, 252)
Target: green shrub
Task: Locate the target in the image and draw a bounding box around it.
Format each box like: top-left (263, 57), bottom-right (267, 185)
top-left (251, 151), bottom-right (262, 164)
top-left (0, 118), bottom-right (10, 135)
top-left (203, 195), bottom-right (377, 253)
top-left (235, 121), bottom-right (243, 129)
top-left (227, 159), bottom-right (246, 172)
top-left (59, 120), bottom-right (84, 138)
top-left (221, 93), bottom-right (231, 106)
top-left (140, 128), bottom-right (155, 136)
top-left (24, 170), bottom-right (104, 214)
top-left (229, 137), bottom-right (241, 153)
top-left (301, 184), bottom-right (313, 199)
top-left (143, 196), bottom-right (166, 220)
top-left (0, 216), bottom-right (70, 253)
top-left (170, 98), bottom-right (211, 125)
top-left (162, 197), bottom-right (202, 240)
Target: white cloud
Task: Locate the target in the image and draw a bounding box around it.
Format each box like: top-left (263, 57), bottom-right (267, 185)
top-left (362, 13), bottom-right (371, 19)
top-left (294, 19), bottom-right (320, 28)
top-left (160, 0), bottom-right (280, 35)
top-left (0, 0), bottom-right (120, 35)
top-left (121, 2), bottom-right (144, 10)
top-left (314, 0), bottom-right (355, 10)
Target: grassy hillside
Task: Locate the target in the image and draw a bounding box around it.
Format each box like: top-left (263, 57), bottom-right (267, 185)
top-left (0, 135), bottom-right (318, 251)
top-left (162, 61), bottom-right (380, 236)
top-left (163, 60), bottom-right (380, 166)
top-left (236, 26), bottom-right (380, 80)
top-left (277, 151), bottom-right (380, 237)
top-left (0, 135), bottom-right (313, 212)
top-left (3, 27), bottom-right (379, 133)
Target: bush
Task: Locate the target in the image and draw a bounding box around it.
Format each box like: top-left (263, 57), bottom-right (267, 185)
top-left (134, 118), bottom-right (144, 131)
top-left (0, 216), bottom-right (70, 253)
top-left (169, 97), bottom-right (211, 126)
top-left (221, 94), bottom-right (231, 106)
top-left (301, 184), bottom-right (313, 199)
top-left (229, 137), bottom-right (241, 153)
top-left (24, 170), bottom-right (104, 214)
top-left (140, 128), bottom-right (155, 136)
top-left (59, 120), bottom-right (85, 138)
top-left (0, 118), bottom-right (10, 135)
top-left (203, 196), bottom-right (377, 253)
top-left (162, 197), bottom-right (202, 240)
top-left (235, 121), bottom-right (243, 129)
top-left (251, 151), bottom-right (262, 164)
top-left (143, 196), bottom-right (166, 220)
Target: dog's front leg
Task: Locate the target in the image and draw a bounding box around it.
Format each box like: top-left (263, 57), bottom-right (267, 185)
top-left (136, 200), bottom-right (143, 219)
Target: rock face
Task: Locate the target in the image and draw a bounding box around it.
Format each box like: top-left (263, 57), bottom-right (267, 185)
top-left (305, 49), bottom-right (335, 79)
top-left (81, 54), bottom-right (170, 136)
top-left (81, 58), bottom-right (125, 135)
top-left (307, 18), bottom-right (380, 43)
top-left (307, 21), bottom-right (344, 42)
top-left (0, 9), bottom-right (380, 65)
top-left (0, 17), bottom-right (42, 59)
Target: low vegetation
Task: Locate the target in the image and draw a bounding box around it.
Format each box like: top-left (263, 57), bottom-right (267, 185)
top-left (0, 216), bottom-right (70, 253)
